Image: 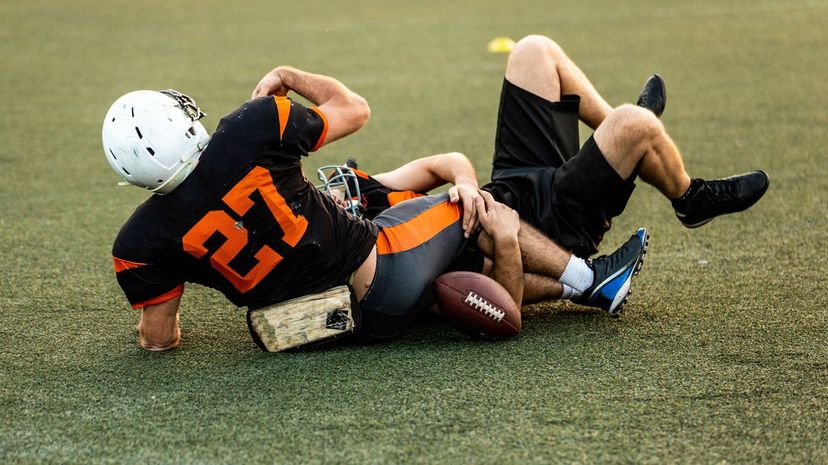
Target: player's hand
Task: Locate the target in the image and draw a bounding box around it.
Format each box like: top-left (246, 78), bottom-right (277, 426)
top-left (476, 190), bottom-right (520, 242)
top-left (251, 68), bottom-right (289, 99)
top-left (449, 182), bottom-right (482, 238)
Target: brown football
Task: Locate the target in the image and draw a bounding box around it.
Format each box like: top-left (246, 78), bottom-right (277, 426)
top-left (434, 271), bottom-right (521, 340)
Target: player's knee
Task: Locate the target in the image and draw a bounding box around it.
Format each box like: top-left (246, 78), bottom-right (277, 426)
top-left (609, 104), bottom-right (663, 140)
top-left (597, 105), bottom-right (665, 160)
top-left (514, 35), bottom-right (564, 59)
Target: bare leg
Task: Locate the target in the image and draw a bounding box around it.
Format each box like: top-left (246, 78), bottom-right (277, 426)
top-left (477, 220), bottom-right (571, 279)
top-left (478, 217), bottom-right (648, 315)
top-left (481, 259), bottom-right (564, 303)
top-left (594, 104), bottom-right (692, 199)
top-left (506, 35), bottom-right (613, 129)
top-left (522, 273), bottom-right (564, 304)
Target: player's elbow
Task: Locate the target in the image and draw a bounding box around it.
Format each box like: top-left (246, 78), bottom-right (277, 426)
top-left (334, 93), bottom-right (370, 136)
top-left (350, 94), bottom-right (371, 129)
top-left (319, 92), bottom-right (370, 144)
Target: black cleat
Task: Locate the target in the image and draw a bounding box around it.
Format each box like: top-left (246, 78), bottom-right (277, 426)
top-left (673, 170), bottom-right (769, 228)
top-left (575, 228), bottom-right (649, 317)
top-left (636, 74), bottom-right (666, 117)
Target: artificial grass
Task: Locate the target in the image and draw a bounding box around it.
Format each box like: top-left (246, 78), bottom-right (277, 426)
top-left (1, 1), bottom-right (826, 463)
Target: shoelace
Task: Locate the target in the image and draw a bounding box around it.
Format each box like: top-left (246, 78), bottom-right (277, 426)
top-left (700, 179), bottom-right (738, 204)
top-left (589, 236), bottom-right (638, 273)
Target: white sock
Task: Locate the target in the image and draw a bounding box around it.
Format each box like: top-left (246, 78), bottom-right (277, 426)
top-left (560, 284), bottom-right (575, 299)
top-left (559, 256), bottom-right (593, 297)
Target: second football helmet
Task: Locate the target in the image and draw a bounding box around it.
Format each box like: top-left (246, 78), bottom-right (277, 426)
top-left (317, 161), bottom-right (362, 217)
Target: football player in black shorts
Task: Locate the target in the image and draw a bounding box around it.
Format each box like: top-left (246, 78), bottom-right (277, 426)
top-left (104, 65), bottom-right (646, 351)
top-left (324, 34), bottom-right (768, 305)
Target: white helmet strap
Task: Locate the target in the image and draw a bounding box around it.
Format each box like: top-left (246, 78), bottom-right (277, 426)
top-left (150, 138), bottom-right (209, 194)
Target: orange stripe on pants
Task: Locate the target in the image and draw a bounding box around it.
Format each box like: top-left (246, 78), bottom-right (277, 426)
top-left (375, 202), bottom-right (461, 255)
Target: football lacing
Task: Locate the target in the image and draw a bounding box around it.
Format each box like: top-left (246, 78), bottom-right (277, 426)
top-left (464, 292), bottom-right (505, 322)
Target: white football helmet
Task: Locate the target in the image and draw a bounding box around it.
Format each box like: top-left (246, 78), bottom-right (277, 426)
top-left (317, 161), bottom-right (363, 217)
top-left (102, 89), bottom-right (210, 194)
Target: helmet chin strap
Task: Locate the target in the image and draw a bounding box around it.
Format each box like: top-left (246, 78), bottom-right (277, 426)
top-left (181, 138), bottom-right (209, 162)
top-left (150, 142), bottom-right (209, 194)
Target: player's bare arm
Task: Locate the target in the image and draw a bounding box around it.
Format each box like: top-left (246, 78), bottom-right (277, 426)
top-left (373, 152), bottom-right (482, 237)
top-left (252, 66), bottom-right (370, 147)
top-left (475, 191), bottom-right (523, 307)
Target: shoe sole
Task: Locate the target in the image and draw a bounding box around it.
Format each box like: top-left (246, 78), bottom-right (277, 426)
top-left (676, 213), bottom-right (713, 229)
top-left (638, 74), bottom-right (666, 117)
top-left (607, 228), bottom-right (649, 317)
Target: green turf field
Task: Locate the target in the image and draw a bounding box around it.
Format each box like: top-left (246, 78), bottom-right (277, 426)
top-left (1, 0), bottom-right (826, 463)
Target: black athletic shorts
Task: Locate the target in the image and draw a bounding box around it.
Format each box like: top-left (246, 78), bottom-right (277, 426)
top-left (485, 79), bottom-right (636, 258)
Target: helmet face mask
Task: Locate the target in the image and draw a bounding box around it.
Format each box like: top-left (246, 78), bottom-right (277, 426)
top-left (316, 165), bottom-right (362, 217)
top-left (102, 89), bottom-right (210, 195)
top-left (159, 89), bottom-right (206, 121)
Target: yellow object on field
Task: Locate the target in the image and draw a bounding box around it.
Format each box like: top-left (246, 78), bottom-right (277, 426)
top-left (487, 37), bottom-right (515, 53)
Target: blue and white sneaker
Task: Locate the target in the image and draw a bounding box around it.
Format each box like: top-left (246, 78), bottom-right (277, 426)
top-left (576, 228), bottom-right (649, 317)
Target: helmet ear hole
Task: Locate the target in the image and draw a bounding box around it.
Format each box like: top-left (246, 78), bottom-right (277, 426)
top-left (146, 147), bottom-right (155, 156)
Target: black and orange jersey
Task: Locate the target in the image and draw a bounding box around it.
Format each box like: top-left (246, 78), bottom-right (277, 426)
top-left (350, 168), bottom-right (425, 220)
top-left (112, 96), bottom-right (378, 310)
